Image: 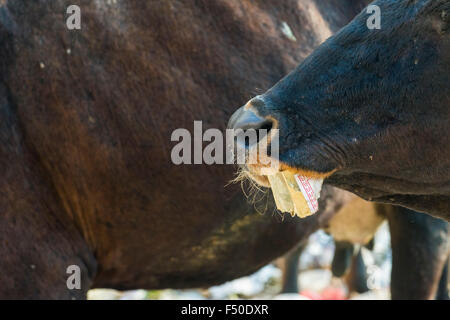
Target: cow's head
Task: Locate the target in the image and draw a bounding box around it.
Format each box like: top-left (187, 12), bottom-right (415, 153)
top-left (228, 0), bottom-right (450, 219)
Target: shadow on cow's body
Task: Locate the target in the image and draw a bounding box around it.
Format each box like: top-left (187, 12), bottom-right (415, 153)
top-left (230, 0), bottom-right (450, 220)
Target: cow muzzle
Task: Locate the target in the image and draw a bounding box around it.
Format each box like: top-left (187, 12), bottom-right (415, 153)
top-left (227, 99), bottom-right (280, 186)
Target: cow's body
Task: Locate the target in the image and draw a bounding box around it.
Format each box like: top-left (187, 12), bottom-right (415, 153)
top-left (0, 0), bottom-right (447, 300)
top-left (0, 0), bottom-right (371, 299)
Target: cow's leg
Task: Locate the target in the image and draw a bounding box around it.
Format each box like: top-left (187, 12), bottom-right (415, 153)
top-left (0, 86), bottom-right (96, 299)
top-left (345, 248), bottom-right (370, 294)
top-left (383, 205), bottom-right (449, 300)
top-left (280, 242), bottom-right (306, 293)
top-left (331, 241), bottom-right (354, 278)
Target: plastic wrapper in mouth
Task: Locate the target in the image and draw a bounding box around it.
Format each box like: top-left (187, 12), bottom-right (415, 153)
top-left (267, 171), bottom-right (323, 218)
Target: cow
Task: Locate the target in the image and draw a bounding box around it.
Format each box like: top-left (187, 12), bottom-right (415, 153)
top-left (0, 0), bottom-right (446, 300)
top-left (0, 0), bottom-right (375, 299)
top-left (228, 0), bottom-right (450, 221)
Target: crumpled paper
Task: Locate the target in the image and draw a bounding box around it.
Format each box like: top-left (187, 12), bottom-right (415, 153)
top-left (268, 171), bottom-right (323, 218)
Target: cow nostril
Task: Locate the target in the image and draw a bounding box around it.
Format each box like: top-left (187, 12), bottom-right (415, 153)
top-left (228, 107), bottom-right (272, 131)
top-left (228, 106), bottom-right (274, 147)
top-left (259, 120), bottom-right (273, 132)
top-left (256, 120), bottom-right (273, 143)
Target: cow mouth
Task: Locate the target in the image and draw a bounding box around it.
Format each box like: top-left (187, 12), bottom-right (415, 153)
top-left (243, 166), bottom-right (271, 187)
top-left (241, 158), bottom-right (336, 188)
top-left (241, 163), bottom-right (272, 187)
